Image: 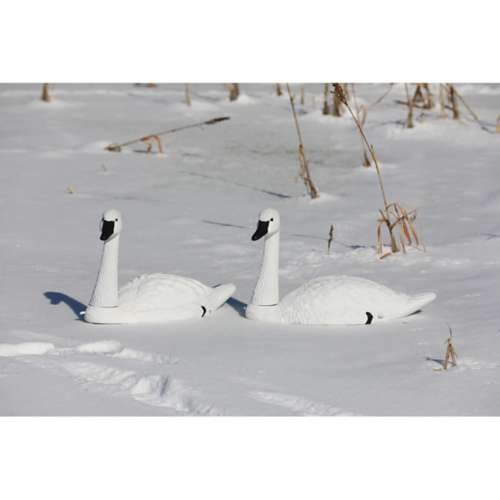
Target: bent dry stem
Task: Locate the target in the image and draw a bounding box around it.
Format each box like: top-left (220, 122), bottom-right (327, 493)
top-left (286, 83), bottom-right (319, 200)
top-left (105, 116), bottom-right (230, 153)
top-left (333, 83), bottom-right (423, 256)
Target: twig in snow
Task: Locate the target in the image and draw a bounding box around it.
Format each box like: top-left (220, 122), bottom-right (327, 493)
top-left (322, 83), bottom-right (330, 115)
top-left (446, 84), bottom-right (494, 133)
top-left (443, 327), bottom-right (458, 370)
top-left (228, 84), bottom-right (240, 102)
top-left (286, 83), bottom-right (320, 200)
top-left (366, 83), bottom-right (395, 110)
top-left (105, 116), bottom-right (230, 153)
top-left (184, 84), bottom-right (192, 106)
top-left (447, 84), bottom-right (460, 120)
top-left (41, 83), bottom-right (51, 102)
top-left (327, 225), bottom-right (335, 254)
top-left (404, 83), bottom-right (414, 129)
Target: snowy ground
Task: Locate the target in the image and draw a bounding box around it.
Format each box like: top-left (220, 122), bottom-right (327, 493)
top-left (1, 83), bottom-right (499, 415)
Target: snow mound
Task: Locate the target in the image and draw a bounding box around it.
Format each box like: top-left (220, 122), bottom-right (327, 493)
top-left (75, 340), bottom-right (174, 364)
top-left (76, 340), bottom-right (123, 355)
top-left (0, 342), bottom-right (55, 357)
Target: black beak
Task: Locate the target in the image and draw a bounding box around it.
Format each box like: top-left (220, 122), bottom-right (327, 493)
top-left (251, 220), bottom-right (269, 241)
top-left (100, 220), bottom-right (115, 241)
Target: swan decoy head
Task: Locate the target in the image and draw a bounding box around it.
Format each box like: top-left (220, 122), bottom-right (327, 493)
top-left (99, 209), bottom-right (122, 242)
top-left (251, 208), bottom-right (280, 241)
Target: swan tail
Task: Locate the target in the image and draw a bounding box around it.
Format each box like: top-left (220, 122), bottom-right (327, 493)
top-left (401, 292), bottom-right (437, 317)
top-left (203, 283), bottom-right (236, 316)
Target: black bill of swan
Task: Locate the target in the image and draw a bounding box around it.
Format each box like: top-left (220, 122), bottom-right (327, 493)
top-left (84, 209), bottom-right (236, 324)
top-left (246, 208), bottom-right (437, 325)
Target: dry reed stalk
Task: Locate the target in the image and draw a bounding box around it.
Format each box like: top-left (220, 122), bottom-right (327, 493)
top-left (358, 106), bottom-right (371, 167)
top-left (404, 83), bottom-right (414, 129)
top-left (333, 84), bottom-right (423, 256)
top-left (376, 202), bottom-right (423, 255)
top-left (447, 84), bottom-right (493, 133)
top-left (412, 84), bottom-right (425, 105)
top-left (105, 116), bottom-right (230, 153)
top-left (322, 83), bottom-right (330, 115)
top-left (300, 85), bottom-right (305, 106)
top-left (447, 84), bottom-right (460, 120)
top-left (276, 83), bottom-right (283, 96)
top-left (228, 83), bottom-right (240, 101)
top-left (41, 83), bottom-right (51, 102)
top-left (141, 135), bottom-right (164, 154)
top-left (443, 327), bottom-right (458, 370)
top-left (365, 83), bottom-right (394, 110)
top-left (327, 225), bottom-right (334, 254)
top-left (497, 115), bottom-right (500, 133)
top-left (350, 84), bottom-right (371, 167)
top-left (422, 84), bottom-right (435, 109)
top-left (184, 84), bottom-right (192, 106)
top-left (439, 84), bottom-right (448, 118)
top-left (331, 82), bottom-right (344, 117)
top-left (286, 83), bottom-right (320, 199)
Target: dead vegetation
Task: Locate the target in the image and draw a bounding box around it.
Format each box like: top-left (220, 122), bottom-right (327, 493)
top-left (443, 327), bottom-right (458, 370)
top-left (184, 84), bottom-right (192, 106)
top-left (40, 83), bottom-right (51, 102)
top-left (105, 116), bottom-right (230, 154)
top-left (228, 84), bottom-right (240, 101)
top-left (333, 83), bottom-right (424, 257)
top-left (286, 83), bottom-right (320, 199)
top-left (327, 225), bottom-right (335, 254)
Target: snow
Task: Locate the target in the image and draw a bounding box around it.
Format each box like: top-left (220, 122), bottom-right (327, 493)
top-left (1, 83), bottom-right (499, 415)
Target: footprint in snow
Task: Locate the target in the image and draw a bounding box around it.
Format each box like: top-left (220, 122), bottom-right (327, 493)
top-left (60, 361), bottom-right (220, 415)
top-left (250, 390), bottom-right (354, 416)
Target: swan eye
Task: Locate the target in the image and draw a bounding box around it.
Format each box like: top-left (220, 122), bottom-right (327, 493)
top-left (270, 218), bottom-right (274, 221)
top-left (115, 218), bottom-right (118, 221)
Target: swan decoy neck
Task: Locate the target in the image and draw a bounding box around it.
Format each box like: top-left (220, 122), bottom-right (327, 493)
top-left (100, 209), bottom-right (122, 242)
top-left (251, 208), bottom-right (280, 241)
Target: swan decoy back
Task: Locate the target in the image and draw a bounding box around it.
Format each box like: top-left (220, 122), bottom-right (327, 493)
top-left (245, 208), bottom-right (436, 325)
top-left (84, 209), bottom-right (236, 324)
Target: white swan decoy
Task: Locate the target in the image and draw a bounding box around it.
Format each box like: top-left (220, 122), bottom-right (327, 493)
top-left (245, 208), bottom-right (436, 325)
top-left (84, 209), bottom-right (236, 324)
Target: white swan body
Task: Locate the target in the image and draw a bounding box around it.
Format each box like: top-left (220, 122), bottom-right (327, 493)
top-left (245, 208), bottom-right (436, 325)
top-left (84, 209), bottom-right (235, 324)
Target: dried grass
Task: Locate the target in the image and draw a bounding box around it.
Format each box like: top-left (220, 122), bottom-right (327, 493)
top-left (228, 83), bottom-right (240, 102)
top-left (333, 83), bottom-right (424, 257)
top-left (40, 83), bottom-right (51, 103)
top-left (286, 83), bottom-right (320, 199)
top-left (327, 225), bottom-right (335, 254)
top-left (404, 83), bottom-right (414, 129)
top-left (376, 203), bottom-right (424, 255)
top-left (443, 327), bottom-right (458, 370)
top-left (105, 116), bottom-right (230, 153)
top-left (184, 84), bottom-right (192, 107)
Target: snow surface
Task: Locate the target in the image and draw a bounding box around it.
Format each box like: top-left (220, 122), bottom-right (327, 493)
top-left (1, 83), bottom-right (499, 415)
